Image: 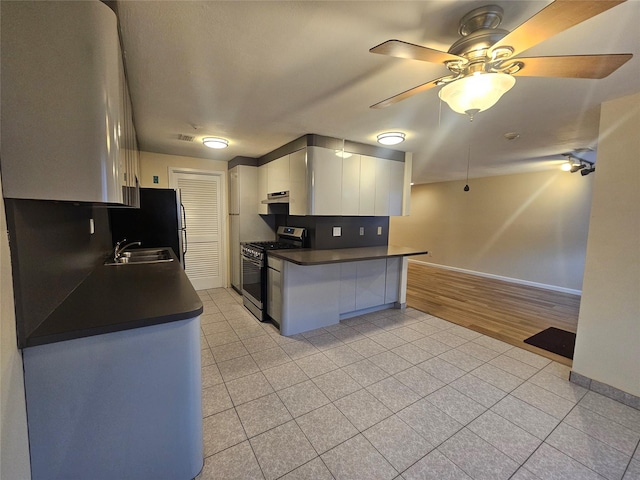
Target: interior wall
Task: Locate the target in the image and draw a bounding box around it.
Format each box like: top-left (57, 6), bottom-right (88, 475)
top-left (0, 179), bottom-right (32, 479)
top-left (286, 216), bottom-right (389, 249)
top-left (389, 169), bottom-right (593, 291)
top-left (572, 92), bottom-right (640, 397)
top-left (4, 200), bottom-right (112, 346)
top-left (139, 151), bottom-right (228, 188)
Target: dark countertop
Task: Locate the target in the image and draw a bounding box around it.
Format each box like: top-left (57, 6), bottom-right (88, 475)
top-left (25, 249), bottom-right (203, 348)
top-left (267, 245), bottom-right (428, 266)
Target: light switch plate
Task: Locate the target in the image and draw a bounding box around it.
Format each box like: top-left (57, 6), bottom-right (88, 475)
top-left (333, 226), bottom-right (342, 237)
top-left (377, 226), bottom-right (382, 235)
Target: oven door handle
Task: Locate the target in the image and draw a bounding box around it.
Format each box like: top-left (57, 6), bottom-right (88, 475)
top-left (241, 255), bottom-right (263, 268)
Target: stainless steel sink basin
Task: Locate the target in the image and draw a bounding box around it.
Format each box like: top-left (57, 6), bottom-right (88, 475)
top-left (105, 248), bottom-right (174, 266)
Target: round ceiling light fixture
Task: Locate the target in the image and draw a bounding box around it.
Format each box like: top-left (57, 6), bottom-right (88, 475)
top-left (377, 132), bottom-right (405, 146)
top-left (203, 137), bottom-right (229, 149)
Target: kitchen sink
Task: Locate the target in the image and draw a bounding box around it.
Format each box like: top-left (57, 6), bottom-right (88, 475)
top-left (105, 248), bottom-right (174, 265)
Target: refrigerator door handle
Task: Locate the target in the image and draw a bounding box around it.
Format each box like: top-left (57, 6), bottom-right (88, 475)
top-left (180, 202), bottom-right (187, 229)
top-left (182, 228), bottom-right (188, 255)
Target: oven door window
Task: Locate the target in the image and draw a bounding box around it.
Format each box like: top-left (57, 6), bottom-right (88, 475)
top-left (242, 255), bottom-right (263, 305)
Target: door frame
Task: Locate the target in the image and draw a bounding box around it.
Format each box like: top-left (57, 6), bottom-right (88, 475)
top-left (168, 167), bottom-right (228, 289)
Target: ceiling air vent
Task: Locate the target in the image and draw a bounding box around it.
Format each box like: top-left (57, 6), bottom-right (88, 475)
top-left (177, 134), bottom-right (195, 142)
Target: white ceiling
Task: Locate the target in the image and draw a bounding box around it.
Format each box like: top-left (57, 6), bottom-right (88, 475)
top-left (115, 0), bottom-right (640, 184)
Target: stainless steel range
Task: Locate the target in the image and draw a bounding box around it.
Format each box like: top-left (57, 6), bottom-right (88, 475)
top-left (241, 226), bottom-right (306, 322)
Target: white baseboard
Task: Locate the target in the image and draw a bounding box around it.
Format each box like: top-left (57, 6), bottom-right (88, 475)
top-left (409, 259), bottom-right (582, 296)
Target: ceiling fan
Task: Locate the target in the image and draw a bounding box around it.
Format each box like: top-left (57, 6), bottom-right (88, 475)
top-left (369, 0), bottom-right (633, 116)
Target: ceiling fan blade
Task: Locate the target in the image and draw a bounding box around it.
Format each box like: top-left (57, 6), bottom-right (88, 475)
top-left (370, 76), bottom-right (452, 109)
top-left (489, 0), bottom-right (626, 58)
top-left (370, 39), bottom-right (464, 64)
top-left (513, 54), bottom-right (633, 79)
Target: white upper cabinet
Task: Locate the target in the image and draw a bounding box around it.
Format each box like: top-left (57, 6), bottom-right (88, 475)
top-left (374, 157), bottom-right (391, 216)
top-left (289, 149), bottom-right (308, 216)
top-left (267, 155), bottom-right (290, 193)
top-left (308, 146), bottom-right (343, 216)
top-left (259, 145), bottom-right (407, 216)
top-left (1, 2), bottom-right (138, 205)
top-left (359, 155), bottom-right (377, 216)
top-left (388, 160), bottom-right (405, 216)
top-left (257, 164), bottom-right (269, 214)
top-left (341, 154), bottom-right (361, 216)
top-left (229, 167), bottom-right (240, 215)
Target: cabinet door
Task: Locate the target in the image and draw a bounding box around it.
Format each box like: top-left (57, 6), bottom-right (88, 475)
top-left (374, 157), bottom-right (390, 216)
top-left (339, 263), bottom-right (357, 314)
top-left (267, 265), bottom-right (282, 323)
top-left (229, 215), bottom-right (240, 289)
top-left (267, 155), bottom-right (290, 193)
top-left (355, 259), bottom-right (387, 310)
top-left (388, 160), bottom-right (404, 216)
top-left (341, 154), bottom-right (360, 216)
top-left (257, 165), bottom-right (268, 214)
top-left (359, 155), bottom-right (376, 216)
top-left (229, 167), bottom-right (239, 215)
top-left (385, 257), bottom-right (400, 304)
top-left (309, 146), bottom-right (342, 215)
top-left (289, 148), bottom-right (308, 215)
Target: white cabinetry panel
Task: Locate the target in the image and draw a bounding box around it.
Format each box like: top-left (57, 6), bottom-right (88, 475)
top-left (374, 158), bottom-right (390, 216)
top-left (267, 155), bottom-right (290, 193)
top-left (308, 146), bottom-right (343, 215)
top-left (385, 257), bottom-right (401, 304)
top-left (289, 149), bottom-right (308, 216)
top-left (341, 155), bottom-right (361, 216)
top-left (257, 165), bottom-right (268, 214)
top-left (339, 263), bottom-right (357, 314)
top-left (359, 155), bottom-right (377, 216)
top-left (388, 161), bottom-right (404, 216)
top-left (355, 259), bottom-right (387, 310)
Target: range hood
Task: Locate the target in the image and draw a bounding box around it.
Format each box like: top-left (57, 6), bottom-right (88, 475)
top-left (261, 191), bottom-right (289, 204)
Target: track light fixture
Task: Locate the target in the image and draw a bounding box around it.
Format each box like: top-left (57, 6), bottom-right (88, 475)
top-left (562, 154), bottom-right (595, 176)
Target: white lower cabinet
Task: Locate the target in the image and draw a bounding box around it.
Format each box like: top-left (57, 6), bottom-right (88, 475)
top-left (267, 256), bottom-right (283, 324)
top-left (339, 263), bottom-right (357, 314)
top-left (355, 259), bottom-right (387, 310)
top-left (385, 257), bottom-right (401, 303)
top-left (279, 257), bottom-right (406, 336)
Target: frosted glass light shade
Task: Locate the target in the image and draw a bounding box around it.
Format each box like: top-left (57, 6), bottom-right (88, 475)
top-left (203, 137), bottom-right (229, 149)
top-left (439, 73), bottom-right (516, 115)
top-left (377, 132), bottom-right (405, 145)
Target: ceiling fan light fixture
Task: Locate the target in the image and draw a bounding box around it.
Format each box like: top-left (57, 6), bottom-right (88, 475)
top-left (203, 137), bottom-right (229, 149)
top-left (438, 72), bottom-right (516, 116)
top-left (377, 132), bottom-right (405, 146)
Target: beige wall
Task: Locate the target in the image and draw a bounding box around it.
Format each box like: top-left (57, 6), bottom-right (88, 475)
top-left (572, 93), bottom-right (640, 396)
top-left (139, 151), bottom-right (228, 188)
top-left (0, 176), bottom-right (32, 479)
top-left (390, 169), bottom-right (593, 292)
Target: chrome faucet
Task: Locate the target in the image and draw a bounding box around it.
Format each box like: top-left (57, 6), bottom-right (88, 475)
top-left (113, 239), bottom-right (142, 261)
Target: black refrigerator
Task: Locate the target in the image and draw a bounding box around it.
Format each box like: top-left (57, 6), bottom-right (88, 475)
top-left (109, 188), bottom-right (187, 268)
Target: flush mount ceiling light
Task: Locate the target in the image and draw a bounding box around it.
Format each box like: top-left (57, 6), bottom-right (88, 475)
top-left (438, 72), bottom-right (516, 117)
top-left (377, 132), bottom-right (405, 146)
top-left (202, 137), bottom-right (229, 149)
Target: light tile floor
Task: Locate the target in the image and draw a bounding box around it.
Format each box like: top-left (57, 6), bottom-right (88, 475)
top-left (196, 288), bottom-right (640, 480)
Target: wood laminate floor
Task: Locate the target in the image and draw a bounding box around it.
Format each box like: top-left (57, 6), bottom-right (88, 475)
top-left (406, 262), bottom-right (581, 366)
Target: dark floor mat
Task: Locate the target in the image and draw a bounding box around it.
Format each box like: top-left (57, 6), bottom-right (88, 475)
top-left (524, 327), bottom-right (576, 360)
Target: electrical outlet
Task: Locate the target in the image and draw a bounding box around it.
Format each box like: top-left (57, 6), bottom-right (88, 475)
top-left (377, 226), bottom-right (382, 235)
top-left (359, 227), bottom-right (364, 236)
top-left (333, 226), bottom-right (342, 237)
top-left (89, 218), bottom-right (95, 235)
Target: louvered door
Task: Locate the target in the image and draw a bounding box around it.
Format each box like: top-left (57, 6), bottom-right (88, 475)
top-left (169, 170), bottom-right (224, 290)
